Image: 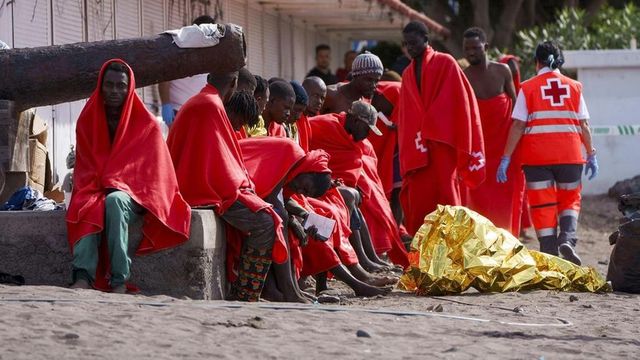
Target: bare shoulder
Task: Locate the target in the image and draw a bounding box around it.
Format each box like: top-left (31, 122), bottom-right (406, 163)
top-left (490, 61), bottom-right (512, 76)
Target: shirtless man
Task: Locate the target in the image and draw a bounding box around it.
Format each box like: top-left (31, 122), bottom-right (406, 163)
top-left (462, 27), bottom-right (523, 235)
top-left (321, 52), bottom-right (383, 114)
top-left (463, 27), bottom-right (516, 104)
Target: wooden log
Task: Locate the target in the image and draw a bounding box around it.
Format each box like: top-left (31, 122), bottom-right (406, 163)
top-left (0, 24), bottom-right (246, 112)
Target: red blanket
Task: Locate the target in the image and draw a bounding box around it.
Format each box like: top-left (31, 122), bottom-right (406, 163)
top-left (296, 114), bottom-right (312, 152)
top-left (66, 59), bottom-right (190, 254)
top-left (309, 113), bottom-right (409, 267)
top-left (397, 47), bottom-right (485, 188)
top-left (368, 81), bottom-right (400, 199)
top-left (499, 55), bottom-right (521, 92)
top-left (167, 84), bottom-right (287, 264)
top-left (464, 93), bottom-right (524, 234)
top-left (239, 137), bottom-right (306, 198)
top-left (267, 121), bottom-right (287, 137)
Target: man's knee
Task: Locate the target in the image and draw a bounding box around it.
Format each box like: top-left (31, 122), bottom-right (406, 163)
top-left (339, 187), bottom-right (360, 209)
top-left (105, 191), bottom-right (128, 211)
top-left (246, 210), bottom-right (276, 249)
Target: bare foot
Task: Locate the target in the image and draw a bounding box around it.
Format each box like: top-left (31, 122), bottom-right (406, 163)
top-left (363, 275), bottom-right (398, 287)
top-left (111, 284), bottom-right (127, 294)
top-left (70, 279), bottom-right (91, 289)
top-left (284, 291), bottom-right (312, 304)
top-left (300, 290), bottom-right (317, 302)
top-left (261, 286), bottom-right (285, 302)
top-left (353, 284), bottom-right (393, 297)
top-left (361, 261), bottom-right (387, 273)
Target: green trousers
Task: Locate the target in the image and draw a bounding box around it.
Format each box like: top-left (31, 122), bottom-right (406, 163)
top-left (72, 191), bottom-right (143, 286)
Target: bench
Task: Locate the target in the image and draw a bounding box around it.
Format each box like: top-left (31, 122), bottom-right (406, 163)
top-left (0, 209), bottom-right (227, 299)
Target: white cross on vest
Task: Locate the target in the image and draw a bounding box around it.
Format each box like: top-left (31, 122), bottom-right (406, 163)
top-left (541, 78), bottom-right (570, 106)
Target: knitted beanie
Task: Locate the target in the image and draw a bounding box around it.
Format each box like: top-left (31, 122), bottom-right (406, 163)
top-left (350, 51), bottom-right (383, 77)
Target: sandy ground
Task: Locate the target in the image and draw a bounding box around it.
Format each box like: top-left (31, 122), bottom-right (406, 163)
top-left (1, 195), bottom-right (638, 360)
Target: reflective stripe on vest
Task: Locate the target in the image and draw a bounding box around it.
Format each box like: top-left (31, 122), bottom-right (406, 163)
top-left (524, 124), bottom-right (582, 135)
top-left (528, 110), bottom-right (581, 121)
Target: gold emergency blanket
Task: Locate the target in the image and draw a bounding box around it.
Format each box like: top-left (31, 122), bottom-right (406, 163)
top-left (399, 206), bottom-right (611, 295)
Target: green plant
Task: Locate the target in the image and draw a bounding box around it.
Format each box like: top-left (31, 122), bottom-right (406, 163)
top-left (513, 4), bottom-right (640, 79)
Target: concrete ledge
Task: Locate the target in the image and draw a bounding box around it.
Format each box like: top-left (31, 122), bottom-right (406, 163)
top-left (0, 209), bottom-right (227, 299)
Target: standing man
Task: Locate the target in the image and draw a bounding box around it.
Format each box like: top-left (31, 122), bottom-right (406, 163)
top-left (336, 50), bottom-right (358, 82)
top-left (497, 41), bottom-right (598, 265)
top-left (306, 44), bottom-right (339, 86)
top-left (397, 21), bottom-right (485, 235)
top-left (67, 60), bottom-right (191, 293)
top-left (462, 27), bottom-right (523, 235)
top-left (159, 15), bottom-right (216, 127)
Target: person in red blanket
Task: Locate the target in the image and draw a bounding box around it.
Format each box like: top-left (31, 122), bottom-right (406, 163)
top-left (397, 21), bottom-right (486, 235)
top-left (461, 27), bottom-right (523, 235)
top-left (302, 76), bottom-right (327, 118)
top-left (167, 70), bottom-right (286, 302)
top-left (310, 100), bottom-right (409, 269)
top-left (263, 81), bottom-right (295, 137)
top-left (67, 60), bottom-right (191, 293)
top-left (225, 90), bottom-right (261, 140)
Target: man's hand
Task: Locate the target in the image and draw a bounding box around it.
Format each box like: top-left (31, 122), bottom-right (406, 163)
top-left (585, 153), bottom-right (599, 180)
top-left (306, 225), bottom-right (328, 242)
top-left (496, 156), bottom-right (511, 183)
top-left (289, 216), bottom-right (308, 246)
top-left (161, 104), bottom-right (175, 127)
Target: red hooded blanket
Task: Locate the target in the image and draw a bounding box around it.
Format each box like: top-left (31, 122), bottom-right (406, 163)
top-left (397, 47), bottom-right (485, 234)
top-left (66, 59), bottom-right (191, 290)
top-left (167, 84), bottom-right (287, 265)
top-left (309, 113), bottom-right (409, 267)
top-left (464, 93), bottom-right (524, 234)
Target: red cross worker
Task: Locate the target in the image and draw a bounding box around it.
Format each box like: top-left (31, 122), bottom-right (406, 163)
top-left (495, 41), bottom-right (598, 265)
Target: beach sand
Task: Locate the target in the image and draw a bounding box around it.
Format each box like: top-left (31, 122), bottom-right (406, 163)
top-left (0, 195), bottom-right (638, 359)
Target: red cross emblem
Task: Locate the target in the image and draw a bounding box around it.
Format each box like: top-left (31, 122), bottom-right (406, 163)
top-left (469, 151), bottom-right (485, 171)
top-left (541, 78), bottom-right (570, 106)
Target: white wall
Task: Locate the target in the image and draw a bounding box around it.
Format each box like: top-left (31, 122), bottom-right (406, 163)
top-left (564, 50), bottom-right (640, 195)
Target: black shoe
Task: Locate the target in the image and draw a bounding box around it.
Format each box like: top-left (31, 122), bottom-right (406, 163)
top-left (559, 243), bottom-right (582, 265)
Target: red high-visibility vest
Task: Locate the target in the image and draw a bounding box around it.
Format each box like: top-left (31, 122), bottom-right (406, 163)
top-left (519, 71), bottom-right (585, 166)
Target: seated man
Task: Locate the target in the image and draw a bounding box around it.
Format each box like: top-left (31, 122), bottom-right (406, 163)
top-left (310, 100), bottom-right (409, 268)
top-left (263, 81), bottom-right (295, 137)
top-left (167, 70), bottom-right (286, 302)
top-left (240, 137), bottom-right (394, 298)
top-left (67, 60), bottom-right (191, 293)
top-left (225, 90), bottom-right (261, 139)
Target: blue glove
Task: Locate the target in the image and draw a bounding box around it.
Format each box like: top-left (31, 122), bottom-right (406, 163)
top-left (161, 103), bottom-right (175, 127)
top-left (585, 153), bottom-right (598, 180)
top-left (496, 156), bottom-right (511, 183)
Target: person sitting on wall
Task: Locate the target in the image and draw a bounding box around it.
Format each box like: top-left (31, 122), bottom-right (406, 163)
top-left (67, 59), bottom-right (191, 293)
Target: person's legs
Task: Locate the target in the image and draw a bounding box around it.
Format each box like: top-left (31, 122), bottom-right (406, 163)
top-left (553, 164), bottom-right (583, 265)
top-left (71, 233), bottom-right (100, 288)
top-left (523, 166), bottom-right (559, 255)
top-left (222, 201), bottom-right (276, 302)
top-left (331, 265), bottom-right (393, 297)
top-left (104, 191), bottom-right (144, 292)
top-left (401, 142), bottom-right (460, 235)
top-left (337, 186), bottom-right (383, 271)
top-left (264, 191), bottom-right (308, 303)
